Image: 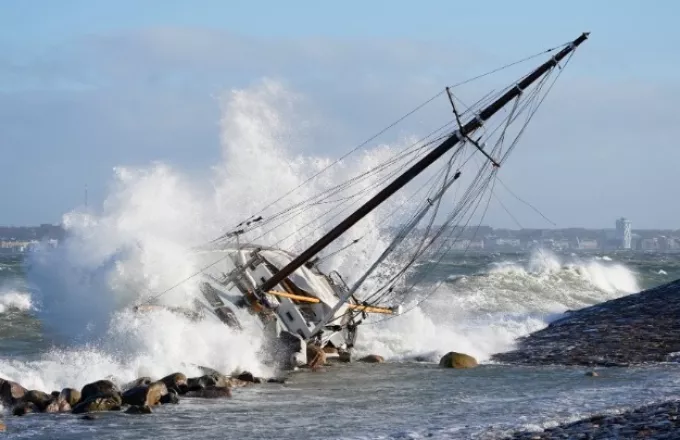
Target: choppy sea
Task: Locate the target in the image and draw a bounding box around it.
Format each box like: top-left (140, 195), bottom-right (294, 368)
top-left (2, 250), bottom-right (680, 439)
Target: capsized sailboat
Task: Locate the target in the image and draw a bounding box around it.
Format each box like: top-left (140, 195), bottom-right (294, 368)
top-left (135, 32), bottom-right (589, 368)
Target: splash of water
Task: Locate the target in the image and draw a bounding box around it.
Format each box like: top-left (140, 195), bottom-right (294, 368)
top-left (14, 79), bottom-right (404, 391)
top-left (0, 289), bottom-right (33, 314)
top-left (357, 249), bottom-right (640, 362)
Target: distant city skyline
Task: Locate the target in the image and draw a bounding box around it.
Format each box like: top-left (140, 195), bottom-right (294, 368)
top-left (2, 1), bottom-right (679, 228)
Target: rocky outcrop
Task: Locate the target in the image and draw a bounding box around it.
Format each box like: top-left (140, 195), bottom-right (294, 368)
top-left (19, 390), bottom-right (52, 411)
top-left (439, 352), bottom-right (478, 369)
top-left (121, 382), bottom-right (166, 407)
top-left (122, 377), bottom-right (153, 391)
top-left (160, 389), bottom-right (179, 404)
top-left (507, 399), bottom-right (680, 439)
top-left (492, 279), bottom-right (680, 366)
top-left (12, 402), bottom-right (38, 416)
top-left (71, 395), bottom-right (122, 414)
top-left (79, 380), bottom-right (120, 404)
top-left (0, 366), bottom-right (271, 418)
top-left (58, 388), bottom-right (81, 407)
top-left (160, 373), bottom-right (187, 394)
top-left (0, 379), bottom-right (26, 406)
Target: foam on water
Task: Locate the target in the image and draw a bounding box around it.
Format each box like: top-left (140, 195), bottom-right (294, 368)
top-left (0, 289), bottom-right (33, 314)
top-left (10, 79), bottom-right (401, 391)
top-left (357, 250), bottom-right (640, 362)
top-left (7, 80), bottom-right (644, 392)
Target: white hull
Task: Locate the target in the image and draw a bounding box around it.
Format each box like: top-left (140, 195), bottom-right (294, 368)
top-left (187, 244), bottom-right (360, 366)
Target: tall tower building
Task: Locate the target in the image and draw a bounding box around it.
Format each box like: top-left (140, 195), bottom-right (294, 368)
top-left (615, 217), bottom-right (632, 249)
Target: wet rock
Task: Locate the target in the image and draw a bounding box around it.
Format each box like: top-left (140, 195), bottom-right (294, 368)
top-left (19, 390), bottom-right (52, 411)
top-left (492, 279), bottom-right (680, 366)
top-left (439, 352), bottom-right (478, 369)
top-left (121, 382), bottom-right (165, 407)
top-left (122, 377), bottom-right (153, 391)
top-left (358, 354), bottom-right (385, 363)
top-left (266, 377), bottom-right (287, 384)
top-left (43, 399), bottom-right (70, 413)
top-left (585, 371), bottom-right (599, 377)
top-left (81, 414), bottom-right (97, 421)
top-left (71, 395), bottom-right (122, 414)
top-left (0, 421), bottom-right (5, 431)
top-left (12, 401), bottom-right (38, 416)
top-left (58, 388), bottom-right (81, 407)
top-left (186, 375), bottom-right (213, 392)
top-left (50, 391), bottom-right (60, 399)
top-left (235, 371), bottom-right (256, 383)
top-left (160, 389), bottom-right (179, 404)
top-left (0, 379), bottom-right (27, 406)
top-left (306, 345), bottom-right (326, 369)
top-left (338, 351), bottom-right (352, 363)
top-left (183, 386), bottom-right (232, 398)
top-left (79, 380), bottom-right (120, 404)
top-left (160, 372), bottom-right (187, 394)
top-left (125, 405), bottom-right (152, 414)
top-left (508, 399), bottom-right (680, 439)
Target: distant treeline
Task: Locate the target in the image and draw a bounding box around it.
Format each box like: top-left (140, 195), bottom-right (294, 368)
top-left (0, 224), bottom-right (65, 241)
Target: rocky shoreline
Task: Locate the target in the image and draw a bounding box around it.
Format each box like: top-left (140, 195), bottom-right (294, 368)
top-left (492, 279), bottom-right (680, 367)
top-left (1, 366), bottom-right (273, 418)
top-left (506, 399), bottom-right (680, 439)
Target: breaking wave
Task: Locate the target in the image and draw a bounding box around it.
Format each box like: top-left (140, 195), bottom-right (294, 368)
top-left (9, 79), bottom-right (402, 391)
top-left (357, 250), bottom-right (640, 362)
top-left (0, 290), bottom-right (33, 314)
top-left (5, 79), bottom-right (644, 393)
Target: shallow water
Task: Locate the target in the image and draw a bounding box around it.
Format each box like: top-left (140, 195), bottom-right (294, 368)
top-left (3, 363), bottom-right (680, 439)
top-left (2, 251), bottom-right (680, 438)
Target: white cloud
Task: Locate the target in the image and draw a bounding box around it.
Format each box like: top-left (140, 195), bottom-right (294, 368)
top-left (1, 28), bottom-right (678, 228)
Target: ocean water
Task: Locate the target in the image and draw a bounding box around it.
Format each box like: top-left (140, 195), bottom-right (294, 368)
top-left (2, 80), bottom-right (680, 438)
top-left (3, 250), bottom-right (680, 439)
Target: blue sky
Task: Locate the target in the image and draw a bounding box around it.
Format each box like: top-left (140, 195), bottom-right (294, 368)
top-left (1, 1), bottom-right (679, 228)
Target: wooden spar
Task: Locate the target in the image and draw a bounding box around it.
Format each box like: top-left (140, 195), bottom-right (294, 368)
top-left (257, 32), bottom-right (590, 295)
top-left (267, 290), bottom-right (395, 314)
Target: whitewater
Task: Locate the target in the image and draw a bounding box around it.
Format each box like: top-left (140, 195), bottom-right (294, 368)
top-left (1, 80), bottom-right (679, 438)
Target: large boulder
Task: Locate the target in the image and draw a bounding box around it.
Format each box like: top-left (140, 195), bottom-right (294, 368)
top-left (439, 352), bottom-right (478, 369)
top-left (79, 380), bottom-right (120, 404)
top-left (122, 381), bottom-right (167, 407)
top-left (58, 388), bottom-right (81, 407)
top-left (19, 390), bottom-right (52, 411)
top-left (44, 399), bottom-right (72, 413)
top-left (1, 379), bottom-right (27, 406)
top-left (71, 395), bottom-right (122, 414)
top-left (160, 389), bottom-right (179, 405)
top-left (121, 377), bottom-right (153, 392)
top-left (160, 373), bottom-right (187, 394)
top-left (358, 354), bottom-right (385, 364)
top-left (44, 400), bottom-right (59, 413)
top-left (13, 401), bottom-right (38, 416)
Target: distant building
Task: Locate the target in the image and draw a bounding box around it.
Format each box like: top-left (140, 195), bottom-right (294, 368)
top-left (615, 217), bottom-right (632, 249)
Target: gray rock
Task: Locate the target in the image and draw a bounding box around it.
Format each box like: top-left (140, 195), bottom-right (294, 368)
top-left (492, 279), bottom-right (680, 366)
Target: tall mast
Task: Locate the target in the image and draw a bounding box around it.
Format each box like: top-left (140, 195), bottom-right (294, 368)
top-left (259, 32), bottom-right (589, 294)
